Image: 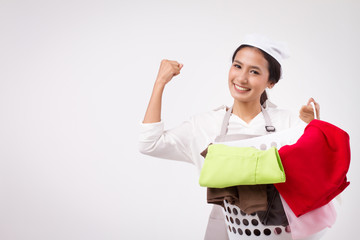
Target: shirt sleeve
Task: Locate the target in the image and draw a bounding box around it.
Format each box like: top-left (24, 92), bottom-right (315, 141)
top-left (138, 119), bottom-right (195, 164)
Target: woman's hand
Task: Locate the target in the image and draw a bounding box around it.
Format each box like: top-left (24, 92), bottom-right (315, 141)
top-left (299, 98), bottom-right (320, 123)
top-left (155, 59), bottom-right (183, 86)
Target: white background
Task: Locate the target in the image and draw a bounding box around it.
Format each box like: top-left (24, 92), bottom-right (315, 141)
top-left (0, 0), bottom-right (359, 239)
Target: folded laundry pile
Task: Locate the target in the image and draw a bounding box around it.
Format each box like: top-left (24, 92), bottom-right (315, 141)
top-left (199, 119), bottom-right (351, 239)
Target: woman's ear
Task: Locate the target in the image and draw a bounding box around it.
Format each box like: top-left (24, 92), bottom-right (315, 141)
top-left (267, 82), bottom-right (275, 89)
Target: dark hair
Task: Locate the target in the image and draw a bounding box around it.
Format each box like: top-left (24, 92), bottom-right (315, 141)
top-left (231, 45), bottom-right (282, 105)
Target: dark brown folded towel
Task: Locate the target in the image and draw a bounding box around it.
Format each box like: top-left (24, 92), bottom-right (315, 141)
top-left (207, 185), bottom-right (268, 214)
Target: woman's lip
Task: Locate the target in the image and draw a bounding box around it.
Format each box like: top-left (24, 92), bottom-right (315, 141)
top-left (234, 84), bottom-right (251, 91)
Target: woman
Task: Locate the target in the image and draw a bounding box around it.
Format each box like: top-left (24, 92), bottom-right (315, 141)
top-left (139, 34), bottom-right (320, 239)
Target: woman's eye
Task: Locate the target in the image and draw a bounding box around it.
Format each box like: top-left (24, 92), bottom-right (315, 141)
top-left (250, 70), bottom-right (259, 75)
top-left (234, 64), bottom-right (241, 69)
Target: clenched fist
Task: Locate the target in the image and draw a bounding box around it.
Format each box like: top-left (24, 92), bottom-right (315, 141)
top-left (155, 59), bottom-right (183, 86)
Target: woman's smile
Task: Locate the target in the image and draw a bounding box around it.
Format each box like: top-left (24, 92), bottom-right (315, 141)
top-left (234, 83), bottom-right (251, 92)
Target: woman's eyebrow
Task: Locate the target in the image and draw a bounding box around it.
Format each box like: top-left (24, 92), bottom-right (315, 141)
top-left (234, 60), bottom-right (261, 71)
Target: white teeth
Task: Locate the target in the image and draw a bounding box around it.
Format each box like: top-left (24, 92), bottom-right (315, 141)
top-left (235, 85), bottom-right (250, 91)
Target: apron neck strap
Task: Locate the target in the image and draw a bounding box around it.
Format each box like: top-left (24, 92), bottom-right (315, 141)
top-left (218, 105), bottom-right (276, 138)
top-left (262, 105), bottom-right (276, 132)
top-left (219, 106), bottom-right (233, 137)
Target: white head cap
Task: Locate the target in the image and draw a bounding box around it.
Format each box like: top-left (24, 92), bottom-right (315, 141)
top-left (239, 34), bottom-right (290, 66)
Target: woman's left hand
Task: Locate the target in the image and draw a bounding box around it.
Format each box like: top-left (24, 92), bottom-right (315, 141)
top-left (299, 98), bottom-right (320, 123)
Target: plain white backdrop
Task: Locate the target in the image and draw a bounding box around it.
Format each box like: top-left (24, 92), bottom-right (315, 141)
top-left (0, 0), bottom-right (359, 239)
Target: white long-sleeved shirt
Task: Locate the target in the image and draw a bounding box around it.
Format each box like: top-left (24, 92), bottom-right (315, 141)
top-left (139, 103), bottom-right (301, 174)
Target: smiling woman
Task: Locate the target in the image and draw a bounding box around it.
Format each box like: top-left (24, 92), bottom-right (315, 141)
top-left (229, 47), bottom-right (275, 123)
top-left (139, 34), bottom-right (324, 240)
top-left (228, 35), bottom-right (284, 124)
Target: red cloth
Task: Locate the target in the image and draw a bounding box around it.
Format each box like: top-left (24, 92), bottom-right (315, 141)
top-left (275, 120), bottom-right (350, 217)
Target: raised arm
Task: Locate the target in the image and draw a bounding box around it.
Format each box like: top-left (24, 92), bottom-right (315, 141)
top-left (143, 59), bottom-right (183, 123)
top-left (140, 59), bottom-right (195, 163)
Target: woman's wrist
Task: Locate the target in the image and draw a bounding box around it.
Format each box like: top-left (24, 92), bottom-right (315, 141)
top-left (154, 79), bottom-right (167, 91)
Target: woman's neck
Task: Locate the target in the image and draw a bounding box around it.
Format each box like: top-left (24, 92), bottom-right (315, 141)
top-left (232, 100), bottom-right (262, 124)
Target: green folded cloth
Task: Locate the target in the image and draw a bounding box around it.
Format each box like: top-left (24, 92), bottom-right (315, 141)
top-left (199, 145), bottom-right (285, 188)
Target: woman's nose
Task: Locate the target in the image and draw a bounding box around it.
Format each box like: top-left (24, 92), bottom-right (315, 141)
top-left (238, 72), bottom-right (248, 83)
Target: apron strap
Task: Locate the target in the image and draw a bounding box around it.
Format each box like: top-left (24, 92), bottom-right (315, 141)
top-left (218, 106), bottom-right (233, 137)
top-left (262, 106), bottom-right (276, 132)
top-left (218, 105), bottom-right (276, 139)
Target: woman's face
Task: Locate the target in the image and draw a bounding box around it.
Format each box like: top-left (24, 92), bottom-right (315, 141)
top-left (228, 47), bottom-right (274, 105)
